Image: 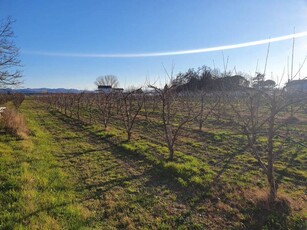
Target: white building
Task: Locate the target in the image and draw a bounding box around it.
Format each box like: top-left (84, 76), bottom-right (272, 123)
top-left (97, 85), bottom-right (124, 93)
top-left (97, 85), bottom-right (112, 93)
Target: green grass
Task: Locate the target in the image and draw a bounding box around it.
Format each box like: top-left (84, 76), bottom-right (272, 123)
top-left (1, 98), bottom-right (306, 229)
top-left (0, 101), bottom-right (90, 229)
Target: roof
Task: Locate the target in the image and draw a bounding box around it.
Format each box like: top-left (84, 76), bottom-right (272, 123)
top-left (98, 85), bottom-right (112, 89)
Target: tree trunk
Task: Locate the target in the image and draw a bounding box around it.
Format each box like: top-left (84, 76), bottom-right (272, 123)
top-left (199, 95), bottom-right (204, 130)
top-left (89, 106), bottom-right (92, 124)
top-left (267, 169), bottom-right (277, 203)
top-left (77, 102), bottom-right (80, 120)
top-left (64, 102), bottom-right (67, 115)
top-left (127, 130), bottom-right (131, 141)
top-left (267, 95), bottom-right (277, 203)
top-left (168, 145), bottom-right (174, 161)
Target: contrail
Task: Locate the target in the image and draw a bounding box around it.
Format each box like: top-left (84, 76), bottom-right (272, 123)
top-left (24, 31), bottom-right (307, 58)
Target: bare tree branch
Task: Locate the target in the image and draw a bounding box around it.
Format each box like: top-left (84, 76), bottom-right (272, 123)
top-left (0, 17), bottom-right (22, 87)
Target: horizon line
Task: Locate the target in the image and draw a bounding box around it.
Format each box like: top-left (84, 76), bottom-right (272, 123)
top-left (23, 31), bottom-right (307, 58)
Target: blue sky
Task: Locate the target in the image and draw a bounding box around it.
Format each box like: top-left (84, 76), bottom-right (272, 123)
top-left (1, 0), bottom-right (307, 89)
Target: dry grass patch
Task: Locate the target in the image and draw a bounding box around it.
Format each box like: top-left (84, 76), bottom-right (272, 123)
top-left (245, 189), bottom-right (292, 212)
top-left (0, 108), bottom-right (28, 139)
top-left (242, 188), bottom-right (306, 229)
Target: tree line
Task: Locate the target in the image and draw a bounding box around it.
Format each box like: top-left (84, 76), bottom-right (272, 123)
top-left (172, 66), bottom-right (276, 92)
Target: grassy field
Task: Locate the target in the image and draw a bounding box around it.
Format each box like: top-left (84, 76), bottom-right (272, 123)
top-left (0, 98), bottom-right (306, 229)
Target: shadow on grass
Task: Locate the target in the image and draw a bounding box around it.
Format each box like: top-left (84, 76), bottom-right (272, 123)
top-left (276, 147), bottom-right (306, 187)
top-left (80, 168), bottom-right (153, 200)
top-left (49, 110), bottom-right (213, 202)
top-left (55, 148), bottom-right (111, 160)
top-left (213, 144), bottom-right (248, 181)
top-left (49, 108), bottom-right (306, 229)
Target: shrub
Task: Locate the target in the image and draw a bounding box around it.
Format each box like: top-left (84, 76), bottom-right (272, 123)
top-left (0, 108), bottom-right (28, 139)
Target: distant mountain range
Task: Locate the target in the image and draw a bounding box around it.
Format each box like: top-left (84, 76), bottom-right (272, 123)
top-left (0, 88), bottom-right (93, 94)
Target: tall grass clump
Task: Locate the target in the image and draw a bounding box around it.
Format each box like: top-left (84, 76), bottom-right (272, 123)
top-left (0, 108), bottom-right (28, 139)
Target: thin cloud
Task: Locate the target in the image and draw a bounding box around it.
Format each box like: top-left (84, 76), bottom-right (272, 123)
top-left (23, 31), bottom-right (307, 58)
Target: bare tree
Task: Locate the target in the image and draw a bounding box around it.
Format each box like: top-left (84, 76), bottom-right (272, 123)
top-left (0, 17), bottom-right (22, 87)
top-left (149, 84), bottom-right (200, 160)
top-left (76, 92), bottom-right (84, 121)
top-left (95, 75), bottom-right (119, 88)
top-left (226, 89), bottom-right (307, 203)
top-left (120, 89), bottom-right (143, 141)
top-left (96, 92), bottom-right (114, 129)
top-left (12, 93), bottom-right (25, 110)
top-left (83, 93), bottom-right (95, 124)
top-left (0, 94), bottom-right (10, 105)
top-left (198, 91), bottom-right (222, 130)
